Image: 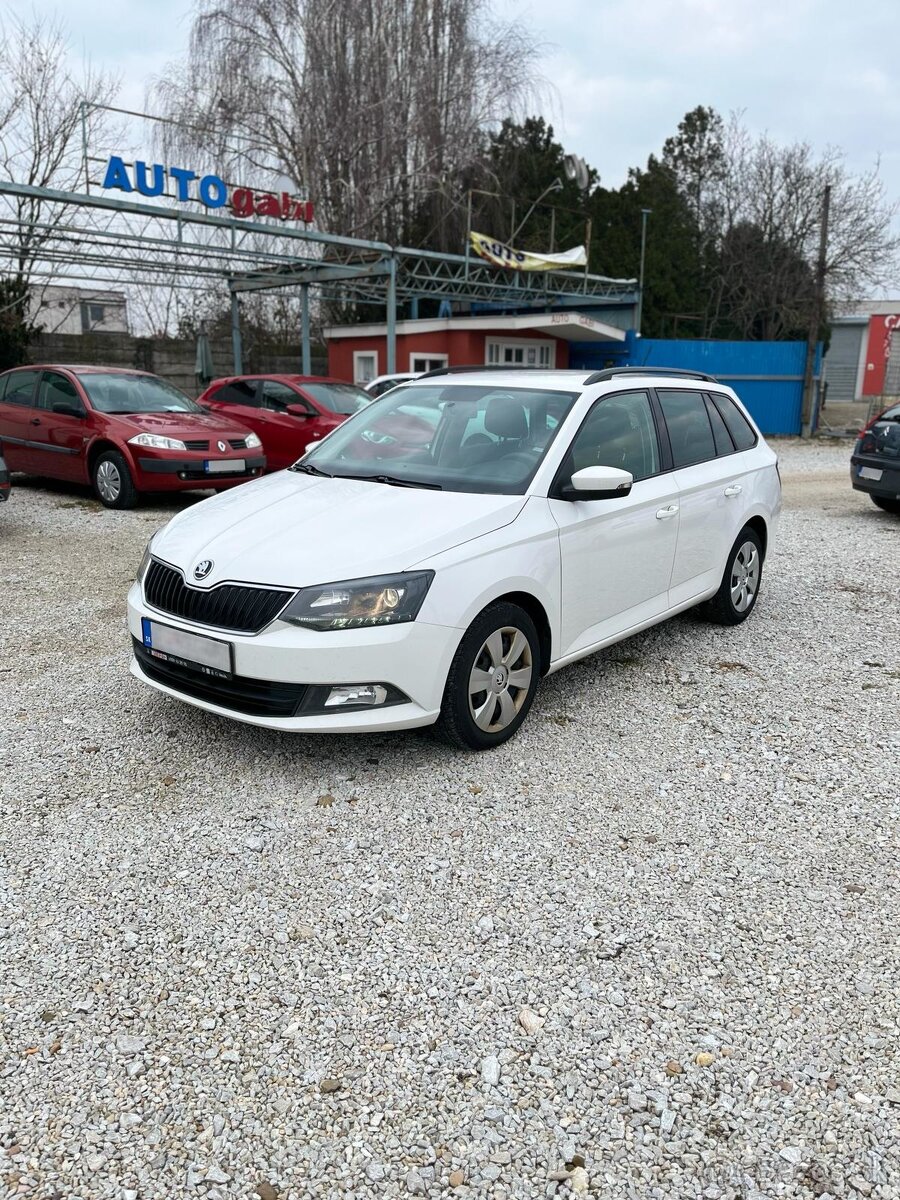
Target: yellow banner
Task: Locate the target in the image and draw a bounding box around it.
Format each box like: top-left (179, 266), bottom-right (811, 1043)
top-left (470, 231), bottom-right (587, 271)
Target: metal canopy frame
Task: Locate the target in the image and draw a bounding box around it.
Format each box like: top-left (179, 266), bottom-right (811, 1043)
top-left (0, 179), bottom-right (637, 374)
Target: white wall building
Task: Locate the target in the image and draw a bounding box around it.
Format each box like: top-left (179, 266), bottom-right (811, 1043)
top-left (30, 285), bottom-right (129, 336)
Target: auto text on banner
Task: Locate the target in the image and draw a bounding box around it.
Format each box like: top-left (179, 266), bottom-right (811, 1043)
top-left (469, 231), bottom-right (587, 271)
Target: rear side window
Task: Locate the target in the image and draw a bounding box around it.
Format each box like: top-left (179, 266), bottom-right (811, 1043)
top-left (211, 380), bottom-right (259, 407)
top-left (704, 394), bottom-right (735, 456)
top-left (2, 369), bottom-right (40, 406)
top-left (658, 389), bottom-right (716, 468)
top-left (709, 392), bottom-right (757, 450)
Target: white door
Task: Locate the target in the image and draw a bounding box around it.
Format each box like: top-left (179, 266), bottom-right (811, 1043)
top-left (657, 388), bottom-right (750, 606)
top-left (549, 389), bottom-right (680, 657)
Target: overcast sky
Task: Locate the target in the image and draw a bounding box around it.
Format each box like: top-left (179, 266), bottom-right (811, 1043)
top-left (5, 0), bottom-right (899, 201)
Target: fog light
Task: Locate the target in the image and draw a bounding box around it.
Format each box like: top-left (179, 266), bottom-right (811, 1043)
top-left (324, 684), bottom-right (388, 708)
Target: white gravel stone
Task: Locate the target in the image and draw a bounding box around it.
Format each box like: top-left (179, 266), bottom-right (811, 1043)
top-left (481, 1055), bottom-right (502, 1085)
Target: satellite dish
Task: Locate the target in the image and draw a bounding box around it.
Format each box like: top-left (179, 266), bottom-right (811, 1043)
top-left (564, 154), bottom-right (590, 192)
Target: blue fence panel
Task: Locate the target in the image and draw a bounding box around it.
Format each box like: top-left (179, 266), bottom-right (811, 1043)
top-left (569, 335), bottom-right (820, 436)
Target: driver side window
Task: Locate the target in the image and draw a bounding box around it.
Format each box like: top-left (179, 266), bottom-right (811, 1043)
top-left (564, 390), bottom-right (659, 483)
top-left (39, 372), bottom-right (83, 412)
top-left (262, 380), bottom-right (309, 412)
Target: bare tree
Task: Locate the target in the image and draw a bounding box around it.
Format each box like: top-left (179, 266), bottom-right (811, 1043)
top-left (670, 111), bottom-right (900, 339)
top-left (0, 13), bottom-right (120, 295)
top-left (152, 0), bottom-right (538, 249)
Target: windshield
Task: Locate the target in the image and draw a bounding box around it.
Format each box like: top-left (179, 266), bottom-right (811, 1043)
top-left (79, 373), bottom-right (203, 415)
top-left (302, 382), bottom-right (371, 415)
top-left (297, 382), bottom-right (577, 493)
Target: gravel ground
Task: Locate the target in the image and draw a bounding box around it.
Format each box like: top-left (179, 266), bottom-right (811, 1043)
top-left (1, 441), bottom-right (898, 1200)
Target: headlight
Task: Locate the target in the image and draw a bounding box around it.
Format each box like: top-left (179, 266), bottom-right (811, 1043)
top-left (137, 541), bottom-right (154, 581)
top-left (128, 433), bottom-right (187, 452)
top-left (280, 571), bottom-right (434, 631)
top-left (243, 431), bottom-right (262, 449)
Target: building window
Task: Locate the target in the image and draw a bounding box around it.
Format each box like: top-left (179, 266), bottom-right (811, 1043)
top-left (485, 338), bottom-right (556, 368)
top-left (353, 351), bottom-right (378, 384)
top-left (410, 353), bottom-right (448, 372)
top-left (81, 302), bottom-right (106, 332)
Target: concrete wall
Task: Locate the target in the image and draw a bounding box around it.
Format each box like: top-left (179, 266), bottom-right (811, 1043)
top-left (26, 332), bottom-right (328, 397)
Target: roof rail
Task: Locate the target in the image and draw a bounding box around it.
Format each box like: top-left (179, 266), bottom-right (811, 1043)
top-left (584, 366), bottom-right (719, 384)
top-left (418, 364), bottom-right (544, 379)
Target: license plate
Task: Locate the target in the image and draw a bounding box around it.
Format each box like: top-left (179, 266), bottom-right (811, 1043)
top-left (204, 458), bottom-right (245, 474)
top-left (859, 466), bottom-right (883, 481)
top-left (141, 618), bottom-right (232, 678)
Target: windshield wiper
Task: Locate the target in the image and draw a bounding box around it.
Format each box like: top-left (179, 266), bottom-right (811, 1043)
top-left (290, 462), bottom-right (333, 477)
top-left (338, 473), bottom-right (442, 490)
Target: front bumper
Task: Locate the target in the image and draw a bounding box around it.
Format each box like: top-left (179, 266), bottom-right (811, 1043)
top-left (850, 454), bottom-right (900, 499)
top-left (127, 581), bottom-right (459, 732)
top-left (134, 455), bottom-right (266, 490)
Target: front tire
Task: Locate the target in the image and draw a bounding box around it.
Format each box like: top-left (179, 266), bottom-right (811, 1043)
top-left (435, 601), bottom-right (540, 750)
top-left (700, 526), bottom-right (764, 626)
top-left (92, 450), bottom-right (138, 509)
top-left (872, 494), bottom-right (900, 514)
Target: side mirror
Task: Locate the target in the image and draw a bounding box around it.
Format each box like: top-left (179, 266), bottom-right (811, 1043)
top-left (286, 403), bottom-right (313, 418)
top-left (562, 464), bottom-right (633, 501)
top-left (52, 401), bottom-right (86, 419)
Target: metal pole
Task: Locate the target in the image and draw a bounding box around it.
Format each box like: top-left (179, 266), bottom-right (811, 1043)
top-left (550, 208), bottom-right (556, 254)
top-left (230, 290), bottom-right (243, 374)
top-left (801, 183), bottom-right (831, 437)
top-left (386, 256), bottom-right (397, 373)
top-left (636, 208), bottom-right (651, 336)
top-left (300, 284), bottom-right (311, 374)
top-left (80, 102), bottom-right (90, 194)
top-left (465, 189), bottom-right (473, 279)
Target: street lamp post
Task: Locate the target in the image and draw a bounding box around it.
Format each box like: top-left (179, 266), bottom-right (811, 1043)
top-left (636, 208), bottom-right (652, 337)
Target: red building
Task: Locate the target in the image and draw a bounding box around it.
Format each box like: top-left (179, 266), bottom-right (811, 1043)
top-left (324, 312), bottom-right (628, 384)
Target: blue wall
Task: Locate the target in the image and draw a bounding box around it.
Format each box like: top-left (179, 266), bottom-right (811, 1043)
top-left (569, 335), bottom-right (821, 436)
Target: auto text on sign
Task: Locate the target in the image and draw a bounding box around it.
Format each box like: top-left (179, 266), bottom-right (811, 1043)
top-left (100, 156), bottom-right (314, 223)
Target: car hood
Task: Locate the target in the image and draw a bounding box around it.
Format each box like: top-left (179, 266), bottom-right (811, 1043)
top-left (151, 470), bottom-right (527, 588)
top-left (104, 411), bottom-right (253, 438)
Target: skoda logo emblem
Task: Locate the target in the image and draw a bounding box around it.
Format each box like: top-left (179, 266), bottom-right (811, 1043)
top-left (217, 440), bottom-right (227, 453)
top-left (194, 559), bottom-right (213, 580)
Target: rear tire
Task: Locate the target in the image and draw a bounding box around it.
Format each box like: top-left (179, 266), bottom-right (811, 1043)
top-left (92, 450), bottom-right (138, 509)
top-left (435, 601), bottom-right (540, 750)
top-left (700, 526), bottom-right (764, 626)
top-left (872, 494), bottom-right (900, 514)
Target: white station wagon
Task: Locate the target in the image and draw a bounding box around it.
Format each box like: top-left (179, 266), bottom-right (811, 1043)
top-left (128, 367), bottom-right (781, 749)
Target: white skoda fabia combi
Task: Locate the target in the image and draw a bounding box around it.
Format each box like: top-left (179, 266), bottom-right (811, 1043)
top-left (128, 367), bottom-right (781, 749)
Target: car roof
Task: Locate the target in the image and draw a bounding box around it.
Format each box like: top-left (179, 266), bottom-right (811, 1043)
top-left (0, 363), bottom-right (158, 378)
top-left (416, 367), bottom-right (728, 390)
top-left (210, 374), bottom-right (355, 385)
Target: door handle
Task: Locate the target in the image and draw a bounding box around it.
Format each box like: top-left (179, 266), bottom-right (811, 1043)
top-left (656, 504), bottom-right (679, 520)
top-left (724, 484), bottom-right (743, 497)
top-left (30, 418), bottom-right (41, 426)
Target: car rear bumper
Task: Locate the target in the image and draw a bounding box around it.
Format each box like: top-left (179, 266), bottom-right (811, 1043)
top-left (850, 454), bottom-right (900, 499)
top-left (126, 581), bottom-right (457, 732)
top-left (134, 455), bottom-right (266, 491)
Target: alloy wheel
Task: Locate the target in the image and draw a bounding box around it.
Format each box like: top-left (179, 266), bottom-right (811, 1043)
top-left (730, 540), bottom-right (760, 613)
top-left (467, 626), bottom-right (534, 732)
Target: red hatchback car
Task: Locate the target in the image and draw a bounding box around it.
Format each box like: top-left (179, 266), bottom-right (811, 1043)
top-left (197, 375), bottom-right (371, 471)
top-left (0, 365), bottom-right (266, 508)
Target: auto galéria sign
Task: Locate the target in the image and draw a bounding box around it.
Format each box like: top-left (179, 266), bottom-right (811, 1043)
top-left (101, 156), bottom-right (314, 222)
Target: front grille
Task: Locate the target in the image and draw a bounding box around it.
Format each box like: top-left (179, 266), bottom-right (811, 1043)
top-left (229, 437), bottom-right (248, 450)
top-left (144, 559), bottom-right (292, 633)
top-left (183, 439), bottom-right (210, 451)
top-left (133, 639), bottom-right (308, 716)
